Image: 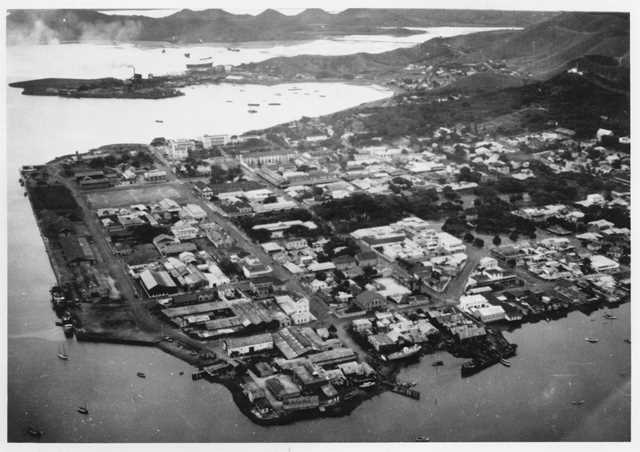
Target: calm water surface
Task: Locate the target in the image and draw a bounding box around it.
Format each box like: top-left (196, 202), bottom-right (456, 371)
top-left (6, 37), bottom-right (630, 442)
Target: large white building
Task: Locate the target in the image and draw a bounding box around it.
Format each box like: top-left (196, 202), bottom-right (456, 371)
top-left (202, 134), bottom-right (230, 148)
top-left (275, 295), bottom-right (313, 325)
top-left (168, 139), bottom-right (195, 160)
top-left (170, 220), bottom-right (199, 241)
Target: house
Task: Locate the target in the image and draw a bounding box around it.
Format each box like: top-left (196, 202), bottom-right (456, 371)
top-left (332, 255), bottom-right (357, 272)
top-left (168, 139), bottom-right (194, 160)
top-left (153, 234), bottom-right (197, 256)
top-left (59, 236), bottom-right (96, 264)
top-left (472, 305), bottom-right (506, 323)
top-left (354, 290), bottom-right (386, 311)
top-left (181, 203), bottom-right (208, 221)
top-left (144, 169), bottom-right (168, 183)
top-left (352, 318), bottom-right (373, 333)
top-left (202, 134), bottom-right (230, 148)
top-left (242, 261), bottom-right (273, 279)
top-left (265, 375), bottom-right (301, 401)
top-left (368, 333), bottom-right (396, 353)
top-left (588, 219), bottom-right (615, 232)
top-left (589, 255), bottom-right (620, 273)
top-left (224, 333), bottom-right (274, 356)
top-left (170, 220), bottom-right (199, 241)
top-left (193, 181), bottom-right (213, 200)
top-left (356, 250), bottom-right (378, 268)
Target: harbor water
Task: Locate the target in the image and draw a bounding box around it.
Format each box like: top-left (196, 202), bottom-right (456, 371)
top-left (6, 35), bottom-right (630, 442)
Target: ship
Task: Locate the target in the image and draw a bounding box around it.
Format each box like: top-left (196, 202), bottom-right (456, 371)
top-left (571, 400), bottom-right (585, 406)
top-left (186, 62), bottom-right (213, 70)
top-left (184, 52), bottom-right (190, 58)
top-left (247, 103), bottom-right (260, 106)
top-left (432, 360), bottom-right (444, 367)
top-left (155, 119), bottom-right (164, 123)
top-left (584, 337), bottom-right (599, 343)
top-left (248, 109), bottom-right (258, 114)
top-left (461, 357), bottom-right (498, 377)
top-left (268, 102), bottom-right (281, 106)
top-left (77, 404), bottom-right (89, 415)
top-left (200, 56), bottom-right (212, 61)
top-left (227, 47), bottom-right (240, 52)
top-left (137, 372), bottom-right (146, 378)
top-left (499, 358), bottom-right (511, 367)
top-left (383, 344), bottom-right (421, 361)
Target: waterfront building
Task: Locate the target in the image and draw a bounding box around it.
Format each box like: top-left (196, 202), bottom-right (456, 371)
top-left (224, 333), bottom-right (274, 356)
top-left (143, 169), bottom-right (168, 183)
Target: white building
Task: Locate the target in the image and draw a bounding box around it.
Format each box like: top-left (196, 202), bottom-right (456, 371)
top-left (170, 220), bottom-right (199, 241)
top-left (224, 333), bottom-right (274, 355)
top-left (590, 255), bottom-right (620, 273)
top-left (202, 134), bottom-right (230, 148)
top-left (275, 295), bottom-right (313, 325)
top-left (168, 139), bottom-right (195, 160)
top-left (472, 305), bottom-right (506, 323)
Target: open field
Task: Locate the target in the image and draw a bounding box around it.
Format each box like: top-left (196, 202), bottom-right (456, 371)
top-left (86, 183), bottom-right (186, 208)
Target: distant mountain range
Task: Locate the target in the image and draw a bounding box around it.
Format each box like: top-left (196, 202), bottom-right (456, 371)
top-left (7, 8), bottom-right (557, 44)
top-left (239, 12), bottom-right (629, 82)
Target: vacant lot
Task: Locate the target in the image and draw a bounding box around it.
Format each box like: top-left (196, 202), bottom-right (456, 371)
top-left (86, 183), bottom-right (186, 208)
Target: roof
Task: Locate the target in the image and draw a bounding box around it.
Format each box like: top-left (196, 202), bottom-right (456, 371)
top-left (356, 250), bottom-right (378, 261)
top-left (225, 333), bottom-right (273, 350)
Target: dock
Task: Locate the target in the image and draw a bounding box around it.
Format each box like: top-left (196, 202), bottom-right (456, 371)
top-left (381, 380), bottom-right (421, 400)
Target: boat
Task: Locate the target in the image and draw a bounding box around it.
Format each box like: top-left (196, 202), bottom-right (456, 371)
top-left (161, 48), bottom-right (166, 54)
top-left (461, 357), bottom-right (498, 377)
top-left (19, 178), bottom-right (24, 186)
top-left (227, 47), bottom-right (240, 52)
top-left (359, 381), bottom-right (376, 389)
top-left (499, 358), bottom-right (511, 367)
top-left (155, 120), bottom-right (164, 123)
top-left (571, 400), bottom-right (585, 406)
top-left (27, 425), bottom-right (43, 438)
top-left (77, 404), bottom-right (89, 415)
top-left (57, 344), bottom-right (68, 361)
top-left (432, 360), bottom-right (444, 367)
top-left (179, 371), bottom-right (184, 376)
top-left (585, 337), bottom-right (599, 343)
top-left (225, 100), bottom-right (233, 103)
top-left (186, 62), bottom-right (213, 70)
top-left (247, 103), bottom-right (260, 106)
top-left (200, 56), bottom-right (212, 60)
top-left (268, 102), bottom-right (281, 106)
top-left (415, 436), bottom-right (430, 442)
top-left (137, 372), bottom-right (146, 379)
top-left (604, 313), bottom-right (617, 319)
top-left (248, 109), bottom-right (258, 114)
top-left (184, 52), bottom-right (190, 58)
top-left (384, 344), bottom-right (421, 361)
top-left (624, 339), bottom-right (631, 344)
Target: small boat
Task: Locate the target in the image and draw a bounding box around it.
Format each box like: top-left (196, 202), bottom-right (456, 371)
top-left (384, 344), bottom-right (421, 361)
top-left (227, 47), bottom-right (240, 52)
top-left (225, 100), bottom-right (233, 103)
top-left (161, 49), bottom-right (166, 54)
top-left (268, 102), bottom-right (281, 106)
top-left (77, 404), bottom-right (89, 415)
top-left (137, 372), bottom-right (146, 379)
top-left (179, 371), bottom-right (184, 376)
top-left (359, 381), bottom-right (375, 389)
top-left (248, 109), bottom-right (258, 113)
top-left (247, 103), bottom-right (260, 106)
top-left (604, 313), bottom-right (617, 319)
top-left (499, 359), bottom-right (511, 367)
top-left (155, 119), bottom-right (164, 123)
top-left (200, 56), bottom-right (212, 61)
top-left (432, 360), bottom-right (444, 367)
top-left (585, 337), bottom-right (599, 343)
top-left (184, 52), bottom-right (190, 58)
top-left (57, 344), bottom-right (69, 361)
top-left (571, 400), bottom-right (585, 406)
top-left (319, 94), bottom-right (326, 98)
top-left (27, 425), bottom-right (43, 438)
top-left (624, 339), bottom-right (631, 344)
top-left (415, 436), bottom-right (430, 442)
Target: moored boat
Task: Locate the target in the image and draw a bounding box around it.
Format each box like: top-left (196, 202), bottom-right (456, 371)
top-left (137, 372), bottom-right (146, 378)
top-left (499, 358), bottom-right (511, 367)
top-left (77, 404), bottom-right (89, 415)
top-left (248, 109), bottom-right (258, 113)
top-left (432, 360), bottom-right (444, 367)
top-left (585, 337), bottom-right (599, 343)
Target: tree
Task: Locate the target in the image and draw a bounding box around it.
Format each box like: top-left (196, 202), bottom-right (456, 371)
top-left (509, 231), bottom-right (519, 242)
top-left (581, 257), bottom-right (592, 274)
top-left (473, 238), bottom-right (484, 248)
top-left (493, 235), bottom-right (502, 246)
top-left (463, 232), bottom-right (474, 243)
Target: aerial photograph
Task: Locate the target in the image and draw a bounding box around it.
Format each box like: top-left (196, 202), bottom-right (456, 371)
top-left (3, 0), bottom-right (633, 445)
